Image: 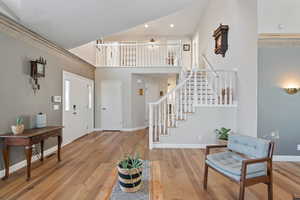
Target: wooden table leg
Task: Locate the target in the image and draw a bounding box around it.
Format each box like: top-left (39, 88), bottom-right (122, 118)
top-left (2, 143), bottom-right (10, 180)
top-left (24, 146), bottom-right (32, 181)
top-left (57, 135), bottom-right (62, 162)
top-left (40, 140), bottom-right (44, 162)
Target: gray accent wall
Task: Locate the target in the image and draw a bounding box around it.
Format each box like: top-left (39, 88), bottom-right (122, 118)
top-left (0, 29), bottom-right (94, 170)
top-left (258, 47), bottom-right (300, 156)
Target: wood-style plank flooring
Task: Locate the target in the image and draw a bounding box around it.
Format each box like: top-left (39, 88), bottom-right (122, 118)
top-left (0, 130), bottom-right (299, 200)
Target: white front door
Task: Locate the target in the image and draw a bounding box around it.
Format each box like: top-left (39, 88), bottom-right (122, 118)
top-left (100, 80), bottom-right (122, 130)
top-left (63, 71), bottom-right (94, 145)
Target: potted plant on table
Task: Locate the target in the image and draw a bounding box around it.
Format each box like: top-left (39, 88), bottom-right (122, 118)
top-left (215, 127), bottom-right (231, 144)
top-left (11, 117), bottom-right (24, 135)
top-left (117, 153), bottom-right (144, 193)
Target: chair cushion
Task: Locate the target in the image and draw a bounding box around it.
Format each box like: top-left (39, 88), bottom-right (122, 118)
top-left (228, 134), bottom-right (270, 158)
top-left (206, 151), bottom-right (267, 181)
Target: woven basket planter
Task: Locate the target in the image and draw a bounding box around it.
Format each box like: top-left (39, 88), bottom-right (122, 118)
top-left (117, 164), bottom-right (143, 193)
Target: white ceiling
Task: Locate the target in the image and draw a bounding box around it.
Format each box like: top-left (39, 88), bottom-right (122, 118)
top-left (104, 0), bottom-right (208, 41)
top-left (258, 0), bottom-right (300, 34)
top-left (0, 0), bottom-right (196, 49)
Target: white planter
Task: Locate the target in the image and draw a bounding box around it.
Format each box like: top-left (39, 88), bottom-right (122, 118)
top-left (11, 124), bottom-right (24, 135)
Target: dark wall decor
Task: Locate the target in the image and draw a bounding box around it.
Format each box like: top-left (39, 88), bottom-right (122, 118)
top-left (213, 24), bottom-right (229, 57)
top-left (183, 44), bottom-right (190, 51)
top-left (30, 57), bottom-right (47, 94)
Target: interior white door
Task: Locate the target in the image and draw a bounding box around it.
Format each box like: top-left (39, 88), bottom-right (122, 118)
top-left (63, 71), bottom-right (94, 145)
top-left (100, 80), bottom-right (122, 130)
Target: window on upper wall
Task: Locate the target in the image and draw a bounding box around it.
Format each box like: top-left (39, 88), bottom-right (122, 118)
top-left (88, 84), bottom-right (92, 109)
top-left (64, 80), bottom-right (70, 111)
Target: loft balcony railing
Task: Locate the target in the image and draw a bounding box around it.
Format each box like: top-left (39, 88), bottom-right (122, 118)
top-left (95, 42), bottom-right (183, 67)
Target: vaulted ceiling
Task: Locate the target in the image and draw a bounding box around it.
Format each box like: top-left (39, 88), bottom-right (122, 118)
top-left (0, 0), bottom-right (195, 49)
top-left (105, 0), bottom-right (208, 41)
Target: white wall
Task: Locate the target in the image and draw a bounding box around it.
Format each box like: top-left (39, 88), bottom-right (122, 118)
top-left (95, 68), bottom-right (179, 129)
top-left (258, 0), bottom-right (300, 34)
top-left (131, 74), bottom-right (146, 128)
top-left (144, 75), bottom-right (176, 123)
top-left (159, 107), bottom-right (237, 145)
top-left (192, 0), bottom-right (258, 137)
top-left (70, 41), bottom-right (96, 66)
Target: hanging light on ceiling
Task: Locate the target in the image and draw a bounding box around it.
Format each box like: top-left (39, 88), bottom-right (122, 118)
top-left (148, 38), bottom-right (157, 48)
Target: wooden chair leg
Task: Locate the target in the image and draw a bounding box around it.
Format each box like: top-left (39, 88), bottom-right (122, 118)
top-left (203, 163), bottom-right (208, 190)
top-left (268, 182), bottom-right (273, 200)
top-left (239, 181), bottom-right (245, 200)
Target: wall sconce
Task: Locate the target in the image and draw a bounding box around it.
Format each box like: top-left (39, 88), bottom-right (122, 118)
top-left (284, 87), bottom-right (300, 95)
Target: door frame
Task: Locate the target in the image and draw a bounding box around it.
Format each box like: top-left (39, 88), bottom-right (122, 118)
top-left (62, 71), bottom-right (94, 144)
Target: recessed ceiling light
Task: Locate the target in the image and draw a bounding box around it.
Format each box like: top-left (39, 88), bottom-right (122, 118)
top-left (144, 24), bottom-right (149, 28)
top-left (170, 24), bottom-right (174, 28)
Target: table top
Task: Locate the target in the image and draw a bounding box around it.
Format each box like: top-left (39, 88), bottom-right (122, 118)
top-left (0, 126), bottom-right (63, 138)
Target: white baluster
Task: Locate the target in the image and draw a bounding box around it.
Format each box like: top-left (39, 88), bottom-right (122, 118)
top-left (194, 70), bottom-right (197, 107)
top-left (224, 72), bottom-right (228, 105)
top-left (184, 82), bottom-right (187, 119)
top-left (163, 100), bottom-right (167, 135)
top-left (174, 90), bottom-right (177, 121)
top-left (200, 71), bottom-right (203, 105)
top-left (149, 104), bottom-right (153, 148)
top-left (167, 96), bottom-right (170, 132)
top-left (229, 72), bottom-right (233, 105)
top-left (209, 73), bottom-right (212, 105)
top-left (220, 73), bottom-right (223, 104)
top-left (204, 71), bottom-right (208, 105)
top-left (158, 103), bottom-right (162, 136)
top-left (214, 75), bottom-right (218, 105)
top-left (172, 91), bottom-right (176, 127)
top-left (129, 45), bottom-right (132, 66)
top-left (154, 104), bottom-right (157, 142)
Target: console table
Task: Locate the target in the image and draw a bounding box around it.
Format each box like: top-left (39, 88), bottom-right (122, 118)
top-left (0, 126), bottom-right (63, 181)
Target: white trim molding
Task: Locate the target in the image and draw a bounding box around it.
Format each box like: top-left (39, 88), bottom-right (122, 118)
top-left (93, 128), bottom-right (104, 132)
top-left (0, 146), bottom-right (58, 178)
top-left (152, 143), bottom-right (208, 149)
top-left (121, 126), bottom-right (148, 132)
top-left (273, 155), bottom-right (300, 162)
top-left (93, 126), bottom-right (147, 132)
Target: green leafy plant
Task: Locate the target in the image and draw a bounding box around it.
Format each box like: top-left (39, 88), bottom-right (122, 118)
top-left (215, 127), bottom-right (231, 140)
top-left (118, 153), bottom-right (143, 169)
top-left (16, 117), bottom-right (23, 126)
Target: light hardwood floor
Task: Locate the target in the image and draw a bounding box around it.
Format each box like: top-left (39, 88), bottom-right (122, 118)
top-left (0, 130), bottom-right (299, 200)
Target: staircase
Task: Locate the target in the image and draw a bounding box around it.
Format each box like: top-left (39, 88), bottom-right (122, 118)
top-left (149, 67), bottom-right (237, 149)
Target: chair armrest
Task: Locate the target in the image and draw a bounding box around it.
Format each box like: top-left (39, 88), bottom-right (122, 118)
top-left (205, 145), bottom-right (228, 158)
top-left (241, 157), bottom-right (272, 180)
top-left (242, 157), bottom-right (271, 166)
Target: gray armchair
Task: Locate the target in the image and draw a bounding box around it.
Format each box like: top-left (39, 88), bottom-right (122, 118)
top-left (203, 134), bottom-right (275, 200)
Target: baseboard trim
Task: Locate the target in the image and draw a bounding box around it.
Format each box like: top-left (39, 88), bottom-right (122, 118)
top-left (0, 146), bottom-right (58, 178)
top-left (152, 143), bottom-right (208, 149)
top-left (93, 128), bottom-right (103, 132)
top-left (94, 126), bottom-right (148, 132)
top-left (121, 126), bottom-right (148, 132)
top-left (273, 155), bottom-right (300, 162)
